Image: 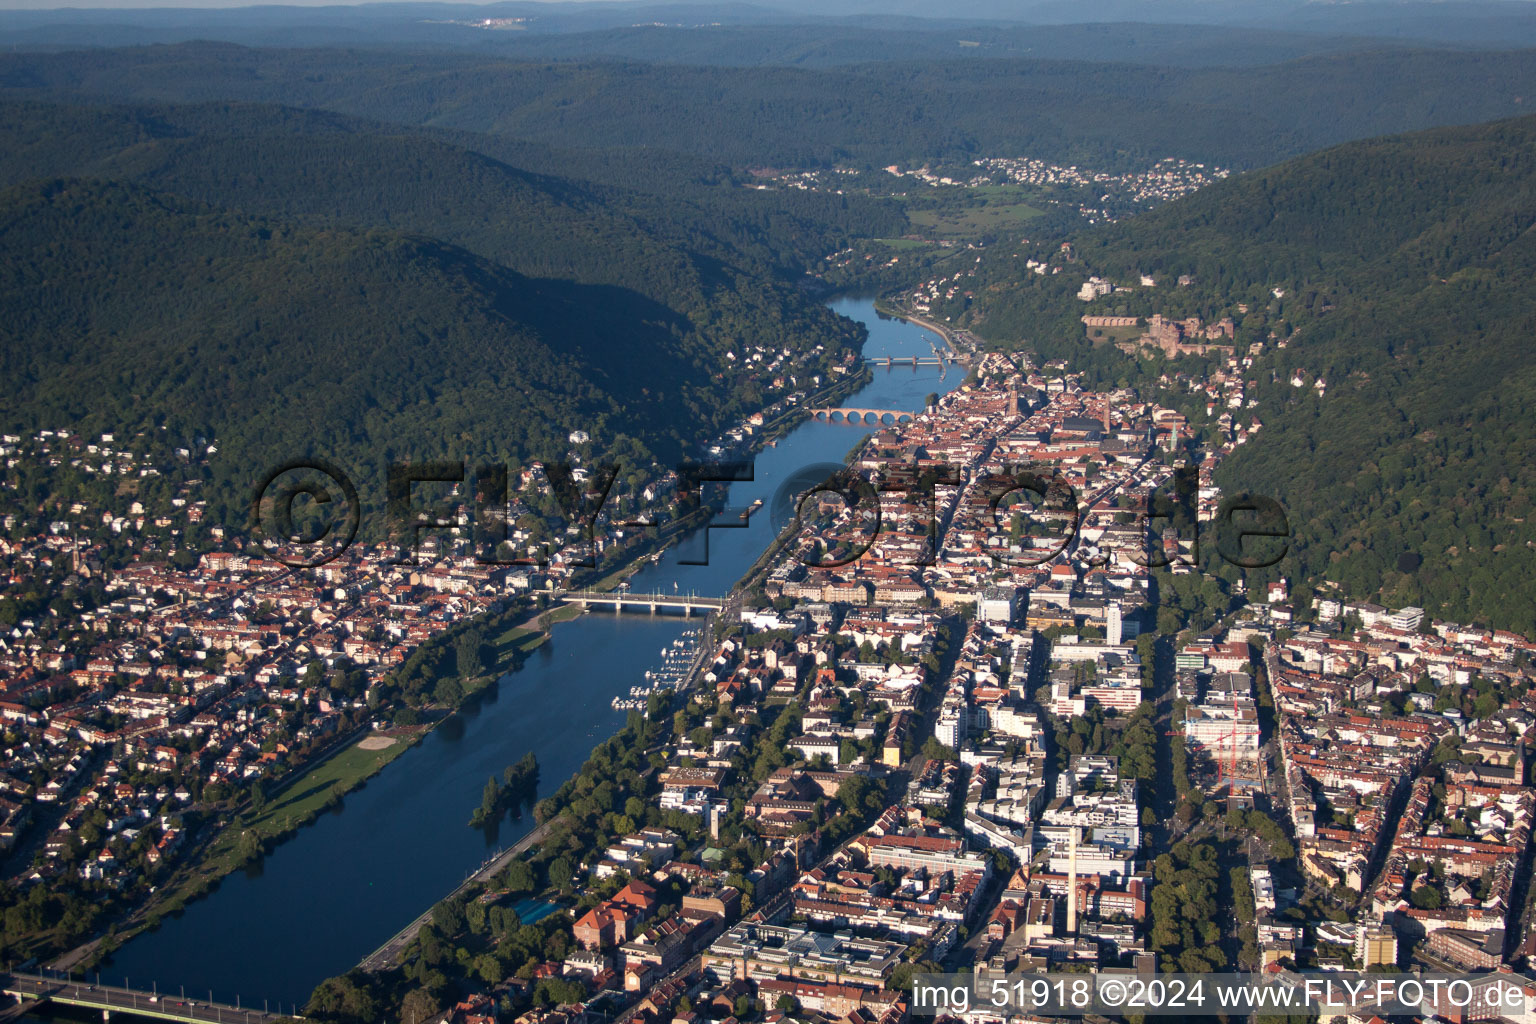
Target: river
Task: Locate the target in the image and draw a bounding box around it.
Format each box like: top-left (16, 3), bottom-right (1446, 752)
top-left (98, 296), bottom-right (962, 1009)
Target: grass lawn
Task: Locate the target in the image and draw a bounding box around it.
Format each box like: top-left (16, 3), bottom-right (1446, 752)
top-left (145, 734), bottom-right (415, 917)
top-left (486, 602), bottom-right (588, 673)
top-left (1085, 322), bottom-right (1145, 346)
top-left (245, 739), bottom-right (411, 836)
top-left (490, 621), bottom-right (550, 667)
top-left (907, 199), bottom-right (1046, 239)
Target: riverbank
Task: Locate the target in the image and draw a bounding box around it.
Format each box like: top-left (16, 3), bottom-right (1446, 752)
top-left (66, 724), bottom-right (423, 972)
top-left (357, 819), bottom-right (553, 973)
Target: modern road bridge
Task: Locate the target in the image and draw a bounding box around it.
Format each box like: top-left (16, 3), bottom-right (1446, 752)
top-left (556, 589), bottom-right (724, 616)
top-left (864, 355), bottom-right (949, 367)
top-left (2, 972), bottom-right (299, 1024)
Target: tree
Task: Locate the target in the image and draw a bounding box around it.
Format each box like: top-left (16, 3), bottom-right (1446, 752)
top-left (235, 829), bottom-right (263, 865)
top-left (431, 899), bottom-right (465, 936)
top-left (465, 900), bottom-right (488, 935)
top-left (401, 989), bottom-right (440, 1024)
top-left (434, 676), bottom-right (463, 707)
top-left (1409, 885), bottom-right (1443, 910)
top-left (473, 953), bottom-right (503, 984)
top-left (477, 776), bottom-right (503, 823)
top-left (922, 736), bottom-right (957, 760)
top-left (505, 859), bottom-right (536, 893)
top-left (534, 977), bottom-right (588, 1007)
top-left (306, 973), bottom-right (380, 1024)
top-left (548, 856), bottom-right (574, 890)
top-left (457, 631), bottom-right (493, 678)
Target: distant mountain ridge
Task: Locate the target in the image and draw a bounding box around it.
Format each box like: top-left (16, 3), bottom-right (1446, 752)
top-left (8, 0), bottom-right (1536, 53)
top-left (0, 19), bottom-right (1438, 69)
top-left (5, 43), bottom-right (1536, 170)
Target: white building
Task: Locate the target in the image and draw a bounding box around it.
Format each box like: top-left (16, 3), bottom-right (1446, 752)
top-left (979, 586), bottom-right (1019, 625)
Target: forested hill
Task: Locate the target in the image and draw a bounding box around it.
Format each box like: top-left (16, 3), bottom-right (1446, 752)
top-left (0, 178), bottom-right (804, 530)
top-left (5, 43), bottom-right (1536, 170)
top-left (1071, 118), bottom-right (1536, 284)
top-left (0, 95), bottom-right (903, 544)
top-left (0, 98), bottom-right (901, 329)
top-left (970, 115), bottom-right (1536, 631)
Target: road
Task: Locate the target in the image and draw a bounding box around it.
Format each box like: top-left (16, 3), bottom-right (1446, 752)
top-left (1148, 633), bottom-right (1180, 845)
top-left (356, 821), bottom-right (552, 972)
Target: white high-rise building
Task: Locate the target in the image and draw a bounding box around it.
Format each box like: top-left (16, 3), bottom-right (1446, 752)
top-left (936, 706), bottom-right (967, 750)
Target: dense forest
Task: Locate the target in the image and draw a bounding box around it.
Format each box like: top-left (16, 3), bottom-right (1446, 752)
top-left (949, 115), bottom-right (1536, 632)
top-left (0, 98), bottom-right (902, 327)
top-left (4, 44), bottom-right (1536, 171)
top-left (0, 98), bottom-right (908, 275)
top-left (0, 178), bottom-right (850, 529)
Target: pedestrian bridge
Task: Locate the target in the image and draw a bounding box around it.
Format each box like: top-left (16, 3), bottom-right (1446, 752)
top-left (2, 971), bottom-right (299, 1023)
top-left (557, 589), bottom-right (724, 616)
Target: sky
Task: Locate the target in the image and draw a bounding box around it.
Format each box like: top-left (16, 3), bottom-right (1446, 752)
top-left (0, 0), bottom-right (605, 11)
top-left (1, 0), bottom-right (649, 9)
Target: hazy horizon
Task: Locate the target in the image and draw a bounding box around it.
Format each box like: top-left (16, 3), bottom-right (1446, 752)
top-left (6, 0), bottom-right (1533, 14)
